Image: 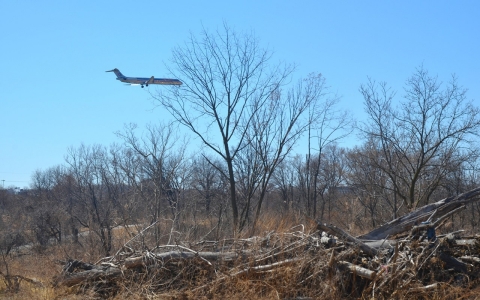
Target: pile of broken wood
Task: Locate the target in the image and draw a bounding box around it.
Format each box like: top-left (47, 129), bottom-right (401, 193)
top-left (55, 188), bottom-right (480, 299)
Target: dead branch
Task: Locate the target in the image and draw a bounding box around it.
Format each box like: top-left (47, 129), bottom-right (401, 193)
top-left (408, 283), bottom-right (439, 292)
top-left (317, 223), bottom-right (379, 256)
top-left (459, 256), bottom-right (480, 263)
top-left (123, 250), bottom-right (247, 269)
top-left (438, 252), bottom-right (469, 273)
top-left (337, 261), bottom-right (376, 280)
top-left (231, 258), bottom-right (301, 277)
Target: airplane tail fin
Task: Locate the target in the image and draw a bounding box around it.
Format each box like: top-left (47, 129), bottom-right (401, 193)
top-left (106, 68), bottom-right (126, 79)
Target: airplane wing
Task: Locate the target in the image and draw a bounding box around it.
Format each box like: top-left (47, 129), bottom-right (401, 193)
top-left (153, 78), bottom-right (183, 85)
top-left (147, 76), bottom-right (154, 85)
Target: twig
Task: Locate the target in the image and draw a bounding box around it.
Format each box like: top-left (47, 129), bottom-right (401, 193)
top-left (109, 221), bottom-right (159, 262)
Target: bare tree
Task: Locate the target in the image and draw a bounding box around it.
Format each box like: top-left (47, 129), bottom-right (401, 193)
top-left (29, 166), bottom-right (69, 245)
top-left (272, 156), bottom-right (298, 212)
top-left (346, 143), bottom-right (393, 228)
top-left (155, 24), bottom-right (293, 232)
top-left (65, 144), bottom-right (122, 256)
top-left (241, 74), bottom-right (349, 230)
top-left (358, 66), bottom-right (480, 210)
top-left (116, 122), bottom-right (188, 244)
top-left (190, 154), bottom-right (229, 239)
top-left (191, 155), bottom-right (227, 213)
top-left (315, 144), bottom-right (348, 222)
top-left (303, 78), bottom-right (353, 219)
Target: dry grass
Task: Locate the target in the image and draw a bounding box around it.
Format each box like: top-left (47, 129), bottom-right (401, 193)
top-left (0, 247), bottom-right (64, 299)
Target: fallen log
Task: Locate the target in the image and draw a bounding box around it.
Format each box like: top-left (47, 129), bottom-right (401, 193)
top-left (55, 266), bottom-right (121, 287)
top-left (359, 187), bottom-right (480, 240)
top-left (124, 250), bottom-right (249, 269)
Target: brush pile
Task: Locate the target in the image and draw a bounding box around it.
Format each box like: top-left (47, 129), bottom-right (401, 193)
top-left (55, 188), bottom-right (480, 299)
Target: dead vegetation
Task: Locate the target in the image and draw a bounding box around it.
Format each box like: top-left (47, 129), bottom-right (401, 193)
top-left (49, 188), bottom-right (480, 299)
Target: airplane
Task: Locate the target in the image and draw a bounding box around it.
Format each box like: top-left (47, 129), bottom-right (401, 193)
top-left (106, 68), bottom-right (182, 87)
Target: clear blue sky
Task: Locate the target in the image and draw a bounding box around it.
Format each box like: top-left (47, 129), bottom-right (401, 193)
top-left (1, 1), bottom-right (479, 188)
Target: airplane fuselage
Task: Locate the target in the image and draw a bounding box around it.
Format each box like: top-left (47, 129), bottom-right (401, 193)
top-left (107, 68), bottom-right (182, 87)
top-left (116, 76), bottom-right (182, 86)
